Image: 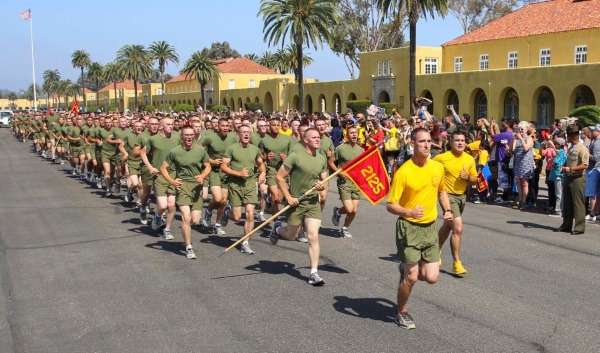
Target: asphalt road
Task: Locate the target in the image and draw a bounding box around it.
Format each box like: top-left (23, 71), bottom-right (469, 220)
top-left (0, 128), bottom-right (599, 353)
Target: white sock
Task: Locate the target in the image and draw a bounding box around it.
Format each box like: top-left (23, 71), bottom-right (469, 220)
top-left (242, 241), bottom-right (249, 246)
top-left (310, 268), bottom-right (318, 274)
top-left (186, 244), bottom-right (193, 250)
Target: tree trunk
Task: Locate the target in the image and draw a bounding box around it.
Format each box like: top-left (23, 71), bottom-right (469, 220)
top-left (161, 70), bottom-right (166, 113)
top-left (81, 68), bottom-right (87, 111)
top-left (134, 78), bottom-right (138, 112)
top-left (296, 40), bottom-right (304, 113)
top-left (200, 81), bottom-right (206, 110)
top-left (409, 4), bottom-right (418, 102)
top-left (113, 82), bottom-right (118, 112)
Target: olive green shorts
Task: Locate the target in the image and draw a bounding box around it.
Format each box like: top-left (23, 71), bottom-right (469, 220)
top-left (83, 144), bottom-right (93, 155)
top-left (153, 174), bottom-right (176, 197)
top-left (395, 218), bottom-right (439, 265)
top-left (114, 153), bottom-right (124, 168)
top-left (337, 178), bottom-right (361, 201)
top-left (177, 180), bottom-right (203, 210)
top-left (70, 145), bottom-right (84, 158)
top-left (101, 150), bottom-right (116, 164)
top-left (286, 196), bottom-right (321, 226)
top-left (208, 169), bottom-right (229, 188)
top-left (266, 165), bottom-right (278, 186)
top-left (128, 159), bottom-right (141, 176)
top-left (228, 179), bottom-right (258, 207)
top-left (448, 193), bottom-right (466, 217)
top-left (94, 147), bottom-right (102, 162)
top-left (140, 166), bottom-right (153, 185)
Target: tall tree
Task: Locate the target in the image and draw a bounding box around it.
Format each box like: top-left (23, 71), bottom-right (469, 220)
top-left (42, 69), bottom-right (61, 109)
top-left (377, 0), bottom-right (448, 101)
top-left (448, 0), bottom-right (532, 34)
top-left (258, 51), bottom-right (278, 71)
top-left (181, 51), bottom-right (221, 110)
top-left (259, 0), bottom-right (340, 112)
top-left (86, 62), bottom-right (104, 108)
top-left (273, 45), bottom-right (314, 81)
top-left (71, 50), bottom-right (92, 110)
top-left (200, 41), bottom-right (241, 60)
top-left (8, 92), bottom-right (18, 110)
top-left (244, 53), bottom-right (260, 62)
top-left (103, 62), bottom-right (124, 111)
top-left (26, 83), bottom-right (41, 108)
top-left (116, 44), bottom-right (152, 111)
top-left (148, 41), bottom-right (179, 113)
top-left (64, 80), bottom-right (81, 110)
top-left (331, 0), bottom-right (407, 78)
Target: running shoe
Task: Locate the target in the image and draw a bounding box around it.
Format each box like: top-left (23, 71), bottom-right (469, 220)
top-left (96, 177), bottom-right (103, 189)
top-left (494, 197), bottom-right (509, 204)
top-left (163, 229), bottom-right (174, 240)
top-left (124, 190), bottom-right (132, 203)
top-left (203, 210), bottom-right (212, 226)
top-left (332, 206), bottom-right (341, 226)
top-left (60, 160), bottom-right (65, 165)
top-left (199, 218), bottom-right (208, 227)
top-left (340, 227), bottom-right (352, 238)
top-left (105, 188), bottom-right (112, 197)
top-left (270, 221), bottom-right (281, 245)
top-left (41, 151), bottom-right (47, 158)
top-left (240, 243), bottom-right (255, 255)
top-left (151, 216), bottom-right (161, 231)
top-left (548, 212), bottom-right (562, 217)
top-left (186, 248), bottom-right (197, 260)
top-left (51, 158), bottom-right (56, 163)
top-left (256, 212), bottom-right (266, 222)
top-left (394, 311), bottom-right (416, 329)
top-left (264, 193), bottom-right (272, 209)
top-left (452, 261), bottom-right (467, 275)
top-left (72, 168), bottom-right (77, 175)
top-left (221, 205), bottom-right (231, 227)
top-left (139, 211), bottom-right (148, 225)
top-left (308, 272), bottom-right (325, 286)
top-left (213, 225), bottom-right (226, 235)
top-left (297, 230), bottom-right (308, 243)
top-left (474, 200), bottom-right (483, 204)
top-left (115, 183), bottom-right (121, 194)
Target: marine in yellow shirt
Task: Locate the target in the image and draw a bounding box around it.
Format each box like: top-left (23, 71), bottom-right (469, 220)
top-left (432, 130), bottom-right (478, 276)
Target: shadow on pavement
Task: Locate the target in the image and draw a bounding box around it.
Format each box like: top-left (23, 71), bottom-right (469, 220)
top-left (378, 254), bottom-right (398, 263)
top-left (145, 240), bottom-right (184, 257)
top-left (245, 260), bottom-right (306, 282)
top-left (332, 296), bottom-right (396, 323)
top-left (506, 220), bottom-right (556, 231)
top-left (199, 234), bottom-right (240, 249)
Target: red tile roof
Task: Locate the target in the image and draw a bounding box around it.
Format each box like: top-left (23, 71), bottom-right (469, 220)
top-left (443, 0), bottom-right (600, 46)
top-left (167, 57), bottom-right (278, 83)
top-left (98, 80), bottom-right (142, 92)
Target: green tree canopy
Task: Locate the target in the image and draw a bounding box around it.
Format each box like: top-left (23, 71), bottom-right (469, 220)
top-left (181, 51), bottom-right (221, 110)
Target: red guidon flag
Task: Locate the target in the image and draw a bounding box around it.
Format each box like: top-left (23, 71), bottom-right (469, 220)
top-left (342, 144), bottom-right (390, 204)
top-left (70, 98), bottom-right (79, 116)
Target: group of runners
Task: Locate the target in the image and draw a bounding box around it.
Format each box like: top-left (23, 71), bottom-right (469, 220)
top-left (9, 106), bottom-right (494, 330)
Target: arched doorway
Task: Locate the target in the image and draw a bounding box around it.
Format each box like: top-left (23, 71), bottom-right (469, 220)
top-left (447, 90), bottom-right (459, 113)
top-left (571, 85), bottom-right (596, 108)
top-left (230, 98), bottom-right (234, 110)
top-left (222, 98), bottom-right (227, 106)
top-left (254, 96), bottom-right (259, 103)
top-left (536, 88), bottom-right (554, 129)
top-left (317, 94), bottom-right (327, 112)
top-left (504, 89), bottom-right (519, 119)
top-left (377, 90), bottom-right (390, 104)
top-left (332, 93), bottom-right (341, 114)
top-left (420, 90), bottom-right (433, 114)
top-left (291, 95), bottom-right (299, 110)
top-left (347, 92), bottom-right (357, 101)
top-left (474, 89), bottom-right (487, 119)
top-left (305, 94), bottom-right (313, 113)
top-left (237, 98), bottom-right (242, 110)
top-left (264, 92), bottom-right (274, 112)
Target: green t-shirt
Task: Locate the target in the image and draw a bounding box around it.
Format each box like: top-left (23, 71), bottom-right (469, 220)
top-left (145, 133), bottom-right (182, 168)
top-left (124, 131), bottom-right (141, 162)
top-left (164, 144), bottom-right (209, 182)
top-left (46, 115), bottom-right (59, 126)
top-left (258, 133), bottom-right (292, 168)
top-left (97, 127), bottom-right (116, 153)
top-left (52, 124), bottom-right (63, 139)
top-left (69, 126), bottom-right (83, 146)
top-left (250, 132), bottom-right (264, 147)
top-left (62, 125), bottom-right (72, 139)
top-left (203, 132), bottom-right (239, 160)
top-left (319, 135), bottom-right (335, 157)
top-left (109, 127), bottom-right (130, 150)
top-left (224, 143), bottom-right (261, 182)
top-left (333, 143), bottom-right (363, 168)
top-left (283, 149), bottom-right (327, 198)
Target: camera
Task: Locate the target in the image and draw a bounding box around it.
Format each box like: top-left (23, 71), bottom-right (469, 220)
top-left (447, 105), bottom-right (453, 109)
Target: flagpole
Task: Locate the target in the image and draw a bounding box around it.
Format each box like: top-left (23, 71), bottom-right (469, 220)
top-left (29, 9), bottom-right (37, 111)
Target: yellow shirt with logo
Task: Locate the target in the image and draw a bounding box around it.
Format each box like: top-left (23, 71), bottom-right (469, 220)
top-left (388, 159), bottom-right (445, 224)
top-left (433, 151), bottom-right (478, 195)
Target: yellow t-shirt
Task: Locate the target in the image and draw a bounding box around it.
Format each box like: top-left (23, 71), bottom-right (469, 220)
top-left (357, 127), bottom-right (366, 145)
top-left (468, 140), bottom-right (481, 159)
top-left (388, 159), bottom-right (445, 224)
top-left (279, 128), bottom-right (293, 136)
top-left (477, 150), bottom-right (489, 167)
top-left (433, 151), bottom-right (478, 195)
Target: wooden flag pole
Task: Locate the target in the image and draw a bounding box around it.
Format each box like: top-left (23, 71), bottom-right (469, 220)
top-left (217, 167), bottom-right (345, 257)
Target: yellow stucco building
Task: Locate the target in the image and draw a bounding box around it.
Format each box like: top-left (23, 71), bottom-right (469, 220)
top-left (159, 0), bottom-right (598, 129)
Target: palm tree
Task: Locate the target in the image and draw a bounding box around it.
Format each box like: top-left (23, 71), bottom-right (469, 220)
top-left (181, 51), bottom-right (221, 110)
top-left (71, 50), bottom-right (92, 110)
top-left (26, 83), bottom-right (41, 108)
top-left (274, 45), bottom-right (313, 81)
top-left (86, 62), bottom-right (104, 107)
top-left (259, 51), bottom-right (277, 71)
top-left (244, 53), bottom-right (260, 62)
top-left (65, 81), bottom-right (81, 111)
top-left (116, 44), bottom-right (152, 111)
top-left (8, 92), bottom-right (18, 110)
top-left (56, 80), bottom-right (71, 110)
top-left (258, 0), bottom-right (340, 112)
top-left (103, 62), bottom-right (124, 112)
top-left (42, 69), bottom-right (60, 109)
top-left (148, 41), bottom-right (179, 113)
top-left (377, 0), bottom-right (448, 100)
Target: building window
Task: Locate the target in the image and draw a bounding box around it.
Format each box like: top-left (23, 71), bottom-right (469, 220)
top-left (156, 88), bottom-right (162, 95)
top-left (388, 60), bottom-right (392, 75)
top-left (382, 61), bottom-right (388, 76)
top-left (575, 45), bottom-right (587, 64)
top-left (540, 49), bottom-right (551, 66)
top-left (424, 58), bottom-right (438, 74)
top-left (454, 57), bottom-right (462, 72)
top-left (479, 54), bottom-right (488, 71)
top-left (475, 91), bottom-right (487, 119)
top-left (504, 90), bottom-right (519, 119)
top-left (377, 62), bottom-right (381, 76)
top-left (249, 79), bottom-right (255, 88)
top-left (537, 89), bottom-right (553, 129)
top-left (508, 52), bottom-right (518, 69)
top-left (229, 80), bottom-right (235, 89)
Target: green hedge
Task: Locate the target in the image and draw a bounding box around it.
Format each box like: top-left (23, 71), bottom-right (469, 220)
top-left (173, 104), bottom-right (195, 112)
top-left (379, 103), bottom-right (397, 116)
top-left (346, 100), bottom-right (372, 115)
top-left (210, 105), bottom-right (228, 112)
top-left (569, 105), bottom-right (600, 127)
top-left (244, 102), bottom-right (263, 112)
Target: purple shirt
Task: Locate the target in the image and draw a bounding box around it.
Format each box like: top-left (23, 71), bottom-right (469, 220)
top-left (494, 131), bottom-right (513, 163)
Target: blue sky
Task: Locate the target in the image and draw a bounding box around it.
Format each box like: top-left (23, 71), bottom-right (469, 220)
top-left (2, 0), bottom-right (464, 91)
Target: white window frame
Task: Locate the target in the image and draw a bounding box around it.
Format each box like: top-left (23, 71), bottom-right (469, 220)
top-left (228, 79), bottom-right (235, 89)
top-left (508, 52), bottom-right (518, 69)
top-left (382, 61), bottom-right (388, 76)
top-left (249, 79), bottom-right (255, 88)
top-left (454, 57), bottom-right (462, 72)
top-left (479, 54), bottom-right (489, 71)
top-left (388, 60), bottom-right (392, 75)
top-left (377, 62), bottom-right (381, 76)
top-left (539, 49), bottom-right (551, 67)
top-left (575, 45), bottom-right (587, 64)
top-left (424, 58), bottom-right (438, 74)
